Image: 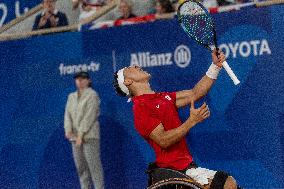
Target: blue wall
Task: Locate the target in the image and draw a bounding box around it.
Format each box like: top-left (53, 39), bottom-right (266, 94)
top-left (0, 5), bottom-right (283, 189)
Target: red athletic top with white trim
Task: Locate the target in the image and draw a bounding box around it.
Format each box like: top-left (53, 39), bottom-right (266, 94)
top-left (132, 92), bottom-right (193, 171)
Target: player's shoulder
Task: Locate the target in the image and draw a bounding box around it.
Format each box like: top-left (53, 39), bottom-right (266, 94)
top-left (133, 100), bottom-right (156, 116)
top-left (157, 91), bottom-right (176, 101)
top-left (158, 91), bottom-right (174, 96)
top-left (133, 101), bottom-right (148, 111)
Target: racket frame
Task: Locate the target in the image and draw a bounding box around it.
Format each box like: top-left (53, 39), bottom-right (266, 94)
top-left (177, 0), bottom-right (216, 51)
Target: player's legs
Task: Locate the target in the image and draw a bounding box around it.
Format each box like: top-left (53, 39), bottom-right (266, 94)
top-left (224, 176), bottom-right (237, 189)
top-left (210, 171), bottom-right (238, 189)
top-left (186, 168), bottom-right (238, 189)
top-left (203, 177), bottom-right (237, 189)
top-left (72, 143), bottom-right (93, 189)
top-left (83, 139), bottom-right (105, 189)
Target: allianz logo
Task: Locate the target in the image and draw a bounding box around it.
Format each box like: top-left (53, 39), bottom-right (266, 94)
top-left (130, 45), bottom-right (191, 68)
top-left (59, 61), bottom-right (100, 76)
top-left (219, 39), bottom-right (271, 59)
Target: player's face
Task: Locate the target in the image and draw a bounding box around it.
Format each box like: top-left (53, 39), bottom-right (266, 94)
top-left (124, 65), bottom-right (150, 83)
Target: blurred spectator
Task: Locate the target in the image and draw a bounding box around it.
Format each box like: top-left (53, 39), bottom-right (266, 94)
top-left (117, 0), bottom-right (136, 20)
top-left (73, 0), bottom-right (108, 21)
top-left (171, 0), bottom-right (181, 11)
top-left (155, 0), bottom-right (175, 15)
top-left (202, 0), bottom-right (218, 9)
top-left (146, 0), bottom-right (157, 14)
top-left (32, 0), bottom-right (68, 31)
top-left (217, 0), bottom-right (235, 6)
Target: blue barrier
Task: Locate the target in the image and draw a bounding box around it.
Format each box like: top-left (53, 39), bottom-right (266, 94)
top-left (0, 5), bottom-right (284, 189)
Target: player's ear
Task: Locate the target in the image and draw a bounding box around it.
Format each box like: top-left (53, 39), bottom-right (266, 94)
top-left (124, 79), bottom-right (133, 87)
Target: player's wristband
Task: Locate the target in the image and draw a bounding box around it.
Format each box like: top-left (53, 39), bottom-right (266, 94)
top-left (206, 63), bottom-right (222, 80)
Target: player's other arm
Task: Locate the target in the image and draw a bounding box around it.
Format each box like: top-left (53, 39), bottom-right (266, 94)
top-left (175, 49), bottom-right (226, 108)
top-left (149, 101), bottom-right (209, 149)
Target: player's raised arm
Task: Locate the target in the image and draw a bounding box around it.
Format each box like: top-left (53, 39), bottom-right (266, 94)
top-left (149, 101), bottom-right (210, 149)
top-left (175, 49), bottom-right (226, 108)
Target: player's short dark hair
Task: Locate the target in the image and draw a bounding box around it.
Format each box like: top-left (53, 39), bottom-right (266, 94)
top-left (113, 71), bottom-right (127, 97)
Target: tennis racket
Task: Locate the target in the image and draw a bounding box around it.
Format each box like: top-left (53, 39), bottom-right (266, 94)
top-left (177, 0), bottom-right (240, 85)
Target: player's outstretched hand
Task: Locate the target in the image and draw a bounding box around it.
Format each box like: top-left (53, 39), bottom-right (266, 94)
top-left (212, 49), bottom-right (226, 68)
top-left (189, 101), bottom-right (210, 124)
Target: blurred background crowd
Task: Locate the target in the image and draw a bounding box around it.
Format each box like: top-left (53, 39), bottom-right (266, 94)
top-left (32, 0), bottom-right (260, 30)
top-left (0, 0), bottom-right (270, 37)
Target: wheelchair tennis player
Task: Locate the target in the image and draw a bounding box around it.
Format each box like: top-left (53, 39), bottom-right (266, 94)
top-left (113, 49), bottom-right (242, 189)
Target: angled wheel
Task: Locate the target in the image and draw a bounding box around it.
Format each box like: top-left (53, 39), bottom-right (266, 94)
top-left (148, 178), bottom-right (203, 189)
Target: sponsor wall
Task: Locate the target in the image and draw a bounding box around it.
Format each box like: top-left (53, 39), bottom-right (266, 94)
top-left (0, 5), bottom-right (284, 189)
top-left (0, 0), bottom-right (40, 26)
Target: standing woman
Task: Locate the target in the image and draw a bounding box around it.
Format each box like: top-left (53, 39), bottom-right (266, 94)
top-left (64, 71), bottom-right (104, 189)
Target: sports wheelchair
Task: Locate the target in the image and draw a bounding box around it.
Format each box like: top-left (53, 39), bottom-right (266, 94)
top-left (146, 163), bottom-right (204, 189)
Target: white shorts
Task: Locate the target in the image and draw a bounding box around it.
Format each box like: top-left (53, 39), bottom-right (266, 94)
top-left (186, 167), bottom-right (217, 186)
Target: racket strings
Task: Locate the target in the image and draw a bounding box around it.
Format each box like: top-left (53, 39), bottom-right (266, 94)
top-left (179, 1), bottom-right (215, 46)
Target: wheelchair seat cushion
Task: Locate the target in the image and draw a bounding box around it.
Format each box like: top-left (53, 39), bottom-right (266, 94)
top-left (185, 167), bottom-right (217, 185)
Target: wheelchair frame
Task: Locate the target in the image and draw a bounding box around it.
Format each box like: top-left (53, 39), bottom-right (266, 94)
top-left (146, 167), bottom-right (204, 189)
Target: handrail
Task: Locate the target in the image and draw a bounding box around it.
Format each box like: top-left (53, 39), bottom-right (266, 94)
top-left (155, 13), bottom-right (175, 20)
top-left (217, 2), bottom-right (255, 12)
top-left (0, 4), bottom-right (42, 33)
top-left (256, 0), bottom-right (284, 7)
top-left (0, 24), bottom-right (78, 41)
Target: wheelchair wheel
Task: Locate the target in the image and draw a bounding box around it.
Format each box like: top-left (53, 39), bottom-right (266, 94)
top-left (148, 178), bottom-right (203, 189)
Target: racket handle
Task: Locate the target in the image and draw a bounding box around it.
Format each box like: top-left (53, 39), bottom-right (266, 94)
top-left (222, 61), bottom-right (240, 85)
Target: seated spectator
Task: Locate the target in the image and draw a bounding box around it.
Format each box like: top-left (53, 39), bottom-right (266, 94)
top-left (73, 0), bottom-right (108, 21)
top-left (202, 0), bottom-right (218, 9)
top-left (155, 0), bottom-right (175, 15)
top-left (32, 0), bottom-right (68, 31)
top-left (116, 0), bottom-right (136, 20)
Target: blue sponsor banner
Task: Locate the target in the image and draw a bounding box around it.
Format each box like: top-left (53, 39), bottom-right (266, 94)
top-left (0, 0), bottom-right (41, 26)
top-left (0, 5), bottom-right (283, 189)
